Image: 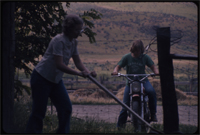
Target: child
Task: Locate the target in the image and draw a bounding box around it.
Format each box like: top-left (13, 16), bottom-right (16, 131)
top-left (112, 40), bottom-right (159, 129)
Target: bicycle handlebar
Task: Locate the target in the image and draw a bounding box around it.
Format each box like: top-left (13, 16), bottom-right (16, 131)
top-left (112, 73), bottom-right (159, 77)
top-left (111, 73), bottom-right (159, 82)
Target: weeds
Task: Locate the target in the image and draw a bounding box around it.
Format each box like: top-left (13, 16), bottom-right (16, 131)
top-left (13, 89), bottom-right (197, 133)
top-left (70, 117), bottom-right (198, 134)
top-left (13, 101), bottom-right (32, 133)
top-left (13, 100), bottom-right (197, 133)
top-left (70, 116), bottom-right (135, 133)
top-left (68, 87), bottom-right (198, 106)
top-left (151, 123), bottom-right (198, 134)
top-left (179, 124), bottom-right (198, 134)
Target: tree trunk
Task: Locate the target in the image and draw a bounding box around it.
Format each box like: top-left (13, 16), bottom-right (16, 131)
top-left (2, 2), bottom-right (15, 133)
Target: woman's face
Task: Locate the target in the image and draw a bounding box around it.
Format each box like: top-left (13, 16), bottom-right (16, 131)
top-left (71, 24), bottom-right (83, 39)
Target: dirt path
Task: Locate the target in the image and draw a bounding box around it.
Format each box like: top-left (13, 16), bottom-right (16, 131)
top-left (47, 105), bottom-right (198, 126)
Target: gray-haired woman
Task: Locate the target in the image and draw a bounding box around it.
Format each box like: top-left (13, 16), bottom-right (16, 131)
top-left (25, 14), bottom-right (96, 133)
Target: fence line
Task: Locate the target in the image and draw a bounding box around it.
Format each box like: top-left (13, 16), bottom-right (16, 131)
top-left (20, 79), bottom-right (197, 88)
top-left (20, 79), bottom-right (197, 96)
top-left (20, 79), bottom-right (197, 86)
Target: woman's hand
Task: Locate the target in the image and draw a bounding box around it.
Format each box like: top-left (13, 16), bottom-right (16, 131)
top-left (80, 70), bottom-right (90, 78)
top-left (90, 71), bottom-right (97, 77)
top-left (80, 70), bottom-right (97, 78)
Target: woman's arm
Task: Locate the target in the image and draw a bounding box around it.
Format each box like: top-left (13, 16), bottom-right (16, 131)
top-left (54, 55), bottom-right (83, 76)
top-left (72, 55), bottom-right (96, 77)
top-left (72, 55), bottom-right (90, 72)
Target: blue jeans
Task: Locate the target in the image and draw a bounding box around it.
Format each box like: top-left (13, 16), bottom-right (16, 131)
top-left (117, 80), bottom-right (157, 128)
top-left (25, 69), bottom-right (72, 133)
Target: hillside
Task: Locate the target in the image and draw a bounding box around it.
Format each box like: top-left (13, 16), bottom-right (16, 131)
top-left (63, 2), bottom-right (197, 57)
top-left (64, 2), bottom-right (197, 21)
top-left (60, 2), bottom-right (199, 85)
top-left (18, 2), bottom-right (197, 101)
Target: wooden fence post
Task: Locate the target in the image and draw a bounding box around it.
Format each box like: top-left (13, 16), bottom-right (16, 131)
top-left (157, 27), bottom-right (180, 133)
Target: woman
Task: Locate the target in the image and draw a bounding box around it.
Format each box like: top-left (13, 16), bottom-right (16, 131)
top-left (25, 14), bottom-right (96, 133)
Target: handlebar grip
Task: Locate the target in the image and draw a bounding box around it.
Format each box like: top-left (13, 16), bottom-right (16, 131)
top-left (150, 73), bottom-right (160, 77)
top-left (111, 72), bottom-right (119, 76)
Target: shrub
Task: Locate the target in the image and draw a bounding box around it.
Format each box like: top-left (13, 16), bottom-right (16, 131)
top-left (13, 100), bottom-right (32, 133)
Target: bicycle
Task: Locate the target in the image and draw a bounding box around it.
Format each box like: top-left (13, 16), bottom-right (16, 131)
top-left (112, 73), bottom-right (158, 133)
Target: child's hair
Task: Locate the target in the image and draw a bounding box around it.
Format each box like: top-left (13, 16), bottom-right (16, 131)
top-left (62, 14), bottom-right (83, 35)
top-left (130, 40), bottom-right (145, 54)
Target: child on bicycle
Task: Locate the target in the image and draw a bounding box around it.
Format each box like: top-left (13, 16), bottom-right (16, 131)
top-left (25, 14), bottom-right (96, 133)
top-left (112, 40), bottom-right (159, 129)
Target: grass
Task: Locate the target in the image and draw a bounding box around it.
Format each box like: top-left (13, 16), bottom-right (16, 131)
top-left (68, 94), bottom-right (198, 106)
top-left (35, 114), bottom-right (200, 134)
top-left (13, 90), bottom-right (197, 134)
top-left (19, 69), bottom-right (198, 106)
top-left (14, 102), bottom-right (198, 134)
top-left (46, 115), bottom-right (199, 134)
top-left (69, 96), bottom-right (118, 105)
top-left (67, 81), bottom-right (198, 106)
top-left (13, 101), bottom-right (32, 133)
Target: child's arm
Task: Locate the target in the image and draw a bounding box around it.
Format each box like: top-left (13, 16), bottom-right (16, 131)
top-left (150, 64), bottom-right (159, 75)
top-left (111, 65), bottom-right (121, 75)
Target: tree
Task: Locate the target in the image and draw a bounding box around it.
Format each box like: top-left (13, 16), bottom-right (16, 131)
top-left (14, 2), bottom-right (102, 97)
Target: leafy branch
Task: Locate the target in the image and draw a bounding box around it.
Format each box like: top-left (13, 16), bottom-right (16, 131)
top-left (14, 2), bottom-right (102, 99)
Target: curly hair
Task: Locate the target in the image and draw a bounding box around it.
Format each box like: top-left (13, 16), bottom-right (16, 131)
top-left (130, 40), bottom-right (145, 54)
top-left (62, 14), bottom-right (83, 35)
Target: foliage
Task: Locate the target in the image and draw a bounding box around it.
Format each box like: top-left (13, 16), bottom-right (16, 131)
top-left (14, 2), bottom-right (102, 97)
top-left (14, 2), bottom-right (102, 77)
top-left (13, 100), bottom-right (32, 133)
top-left (14, 80), bottom-right (31, 101)
top-left (43, 114), bottom-right (59, 133)
top-left (80, 9), bottom-right (103, 43)
top-left (14, 2), bottom-right (67, 77)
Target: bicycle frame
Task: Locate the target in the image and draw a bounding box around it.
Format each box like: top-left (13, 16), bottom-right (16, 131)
top-left (117, 73), bottom-right (155, 132)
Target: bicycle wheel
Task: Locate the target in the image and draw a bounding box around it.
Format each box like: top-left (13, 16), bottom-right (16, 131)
top-left (143, 104), bottom-right (151, 133)
top-left (132, 100), bottom-right (141, 132)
